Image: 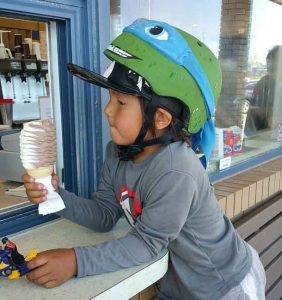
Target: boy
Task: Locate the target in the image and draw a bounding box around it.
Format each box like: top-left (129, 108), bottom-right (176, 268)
top-left (23, 19), bottom-right (266, 299)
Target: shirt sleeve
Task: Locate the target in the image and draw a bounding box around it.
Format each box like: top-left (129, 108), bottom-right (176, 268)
top-left (57, 147), bottom-right (123, 232)
top-left (74, 171), bottom-right (197, 277)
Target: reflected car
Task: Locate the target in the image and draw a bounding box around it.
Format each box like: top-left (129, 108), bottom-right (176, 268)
top-left (245, 80), bottom-right (258, 99)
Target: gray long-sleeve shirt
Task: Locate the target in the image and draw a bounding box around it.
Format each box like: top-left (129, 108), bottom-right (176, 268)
top-left (58, 141), bottom-right (251, 300)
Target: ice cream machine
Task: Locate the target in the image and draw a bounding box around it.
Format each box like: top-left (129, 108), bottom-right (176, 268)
top-left (0, 29), bottom-right (48, 123)
top-left (0, 58), bottom-right (48, 122)
top-left (0, 27), bottom-right (49, 182)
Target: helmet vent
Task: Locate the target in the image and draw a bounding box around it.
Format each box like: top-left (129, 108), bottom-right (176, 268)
top-left (127, 70), bottom-right (139, 85)
top-left (197, 41), bottom-right (203, 47)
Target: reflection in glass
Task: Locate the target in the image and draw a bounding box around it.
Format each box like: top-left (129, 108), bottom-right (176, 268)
top-left (247, 46), bottom-right (281, 131)
top-left (109, 0), bottom-right (282, 173)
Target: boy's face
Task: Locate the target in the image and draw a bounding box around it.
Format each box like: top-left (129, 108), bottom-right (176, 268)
top-left (104, 89), bottom-right (143, 145)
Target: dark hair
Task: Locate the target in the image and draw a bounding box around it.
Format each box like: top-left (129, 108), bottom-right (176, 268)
top-left (139, 97), bottom-right (192, 146)
top-left (170, 117), bottom-right (192, 145)
top-left (266, 45), bottom-right (282, 73)
top-left (266, 45), bottom-right (281, 61)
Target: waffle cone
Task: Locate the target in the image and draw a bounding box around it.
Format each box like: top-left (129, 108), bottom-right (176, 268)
top-left (26, 166), bottom-right (53, 179)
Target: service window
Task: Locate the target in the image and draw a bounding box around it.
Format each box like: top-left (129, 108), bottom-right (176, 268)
top-left (0, 16), bottom-right (62, 213)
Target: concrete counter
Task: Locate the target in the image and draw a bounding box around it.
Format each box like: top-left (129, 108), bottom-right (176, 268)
top-left (0, 218), bottom-right (168, 300)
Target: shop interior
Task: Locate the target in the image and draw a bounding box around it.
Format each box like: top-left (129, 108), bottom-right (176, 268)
top-left (0, 17), bottom-right (49, 211)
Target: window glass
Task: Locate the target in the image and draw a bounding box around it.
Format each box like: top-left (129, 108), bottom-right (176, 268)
top-left (110, 0), bottom-right (282, 173)
top-left (0, 17), bottom-right (52, 212)
top-left (213, 0), bottom-right (282, 172)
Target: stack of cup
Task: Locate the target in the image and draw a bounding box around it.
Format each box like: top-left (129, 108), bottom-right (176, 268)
top-left (32, 42), bottom-right (41, 60)
top-left (21, 42), bottom-right (30, 59)
top-left (24, 38), bottom-right (32, 54)
top-left (0, 99), bottom-right (13, 128)
top-left (14, 34), bottom-right (22, 60)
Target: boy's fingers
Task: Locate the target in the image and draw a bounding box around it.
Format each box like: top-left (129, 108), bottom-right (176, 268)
top-left (28, 197), bottom-right (46, 204)
top-left (24, 182), bottom-right (45, 191)
top-left (51, 178), bottom-right (58, 185)
top-left (51, 175), bottom-right (59, 192)
top-left (27, 190), bottom-right (47, 198)
top-left (43, 280), bottom-right (58, 288)
top-left (51, 172), bottom-right (58, 181)
top-left (22, 174), bottom-right (35, 183)
top-left (26, 266), bottom-right (51, 282)
top-left (34, 273), bottom-right (54, 286)
top-left (52, 173), bottom-right (58, 179)
top-left (23, 180), bottom-right (48, 204)
top-left (27, 254), bottom-right (48, 270)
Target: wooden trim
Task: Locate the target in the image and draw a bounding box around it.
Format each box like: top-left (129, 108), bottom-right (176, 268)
top-left (274, 171), bottom-right (281, 193)
top-left (246, 215), bottom-right (281, 253)
top-left (0, 17), bottom-right (45, 31)
top-left (218, 197), bottom-right (227, 214)
top-left (234, 193), bottom-right (282, 297)
top-left (260, 237), bottom-right (282, 267)
top-left (266, 279), bottom-right (282, 300)
top-left (226, 194), bottom-right (235, 218)
top-left (265, 255), bottom-right (282, 290)
top-left (234, 196), bottom-right (282, 239)
top-left (215, 156), bottom-right (282, 219)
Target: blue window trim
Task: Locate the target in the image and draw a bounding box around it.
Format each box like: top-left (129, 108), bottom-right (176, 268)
top-left (0, 0), bottom-right (109, 236)
top-left (0, 206), bottom-right (59, 237)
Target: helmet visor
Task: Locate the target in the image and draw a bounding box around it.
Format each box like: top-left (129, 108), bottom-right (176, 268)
top-left (67, 62), bottom-right (147, 97)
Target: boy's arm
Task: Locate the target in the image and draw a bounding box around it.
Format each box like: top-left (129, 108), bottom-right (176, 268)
top-left (57, 144), bottom-right (123, 232)
top-left (57, 188), bottom-right (122, 232)
top-left (73, 171), bottom-right (197, 277)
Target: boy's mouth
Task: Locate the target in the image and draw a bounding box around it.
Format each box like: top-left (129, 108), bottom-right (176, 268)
top-left (107, 45), bottom-right (140, 60)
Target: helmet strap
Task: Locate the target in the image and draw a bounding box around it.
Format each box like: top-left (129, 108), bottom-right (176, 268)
top-left (117, 94), bottom-right (182, 161)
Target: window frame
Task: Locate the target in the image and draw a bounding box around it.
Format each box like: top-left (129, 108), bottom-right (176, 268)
top-left (0, 0), bottom-right (109, 236)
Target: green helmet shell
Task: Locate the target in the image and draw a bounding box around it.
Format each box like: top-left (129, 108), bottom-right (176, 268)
top-left (104, 20), bottom-right (222, 134)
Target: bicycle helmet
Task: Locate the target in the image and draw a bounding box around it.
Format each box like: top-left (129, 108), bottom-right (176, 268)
top-left (68, 19), bottom-right (222, 167)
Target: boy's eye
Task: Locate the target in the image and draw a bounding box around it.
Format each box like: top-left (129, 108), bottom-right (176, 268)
top-left (118, 99), bottom-right (126, 105)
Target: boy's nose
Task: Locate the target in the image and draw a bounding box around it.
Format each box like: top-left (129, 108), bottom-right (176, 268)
top-left (104, 100), bottom-right (112, 118)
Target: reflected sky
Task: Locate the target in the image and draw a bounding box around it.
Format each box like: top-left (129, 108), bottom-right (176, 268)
top-left (120, 0), bottom-right (221, 56)
top-left (249, 0), bottom-right (282, 63)
top-left (117, 0), bottom-right (282, 64)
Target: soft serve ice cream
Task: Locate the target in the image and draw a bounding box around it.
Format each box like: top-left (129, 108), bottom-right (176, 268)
top-left (20, 119), bottom-right (65, 215)
top-left (20, 119), bottom-right (56, 171)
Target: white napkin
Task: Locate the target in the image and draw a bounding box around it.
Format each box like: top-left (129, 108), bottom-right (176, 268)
top-left (35, 175), bottom-right (65, 215)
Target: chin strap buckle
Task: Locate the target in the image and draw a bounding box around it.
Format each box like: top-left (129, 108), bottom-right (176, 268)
top-left (117, 144), bottom-right (144, 161)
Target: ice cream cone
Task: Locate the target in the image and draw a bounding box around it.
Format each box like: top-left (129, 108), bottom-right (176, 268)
top-left (20, 119), bottom-right (65, 215)
top-left (26, 166), bottom-right (53, 179)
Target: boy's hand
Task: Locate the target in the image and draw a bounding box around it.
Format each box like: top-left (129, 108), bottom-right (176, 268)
top-left (26, 248), bottom-right (77, 288)
top-left (22, 173), bottom-right (59, 205)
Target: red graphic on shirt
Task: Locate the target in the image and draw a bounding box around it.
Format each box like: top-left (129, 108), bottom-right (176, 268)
top-left (118, 186), bottom-right (142, 217)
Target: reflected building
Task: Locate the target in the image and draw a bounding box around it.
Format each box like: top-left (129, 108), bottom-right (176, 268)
top-left (216, 0), bottom-right (252, 130)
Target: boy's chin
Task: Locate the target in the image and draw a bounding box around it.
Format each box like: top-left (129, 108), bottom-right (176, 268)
top-left (110, 135), bottom-right (136, 146)
top-left (113, 141), bottom-right (134, 146)
top-left (111, 138), bottom-right (134, 146)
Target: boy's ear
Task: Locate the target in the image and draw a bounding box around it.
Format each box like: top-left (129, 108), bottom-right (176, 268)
top-left (154, 108), bottom-right (173, 130)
